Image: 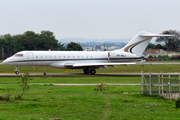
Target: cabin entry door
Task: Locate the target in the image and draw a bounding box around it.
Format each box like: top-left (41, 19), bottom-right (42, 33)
top-left (27, 52), bottom-right (33, 65)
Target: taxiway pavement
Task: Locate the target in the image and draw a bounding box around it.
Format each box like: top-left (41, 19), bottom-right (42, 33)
top-left (0, 62), bottom-right (180, 77)
top-left (0, 73), bottom-right (179, 77)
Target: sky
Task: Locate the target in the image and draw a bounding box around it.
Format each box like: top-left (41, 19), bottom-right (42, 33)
top-left (0, 0), bottom-right (180, 42)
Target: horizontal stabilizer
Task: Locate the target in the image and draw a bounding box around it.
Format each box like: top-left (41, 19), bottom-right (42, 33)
top-left (140, 34), bottom-right (174, 37)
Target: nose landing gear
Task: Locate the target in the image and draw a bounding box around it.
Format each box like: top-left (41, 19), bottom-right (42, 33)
top-left (15, 71), bottom-right (19, 75)
top-left (15, 67), bottom-right (19, 75)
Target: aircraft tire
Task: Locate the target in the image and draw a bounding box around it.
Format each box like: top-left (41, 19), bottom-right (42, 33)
top-left (15, 71), bottom-right (19, 75)
top-left (90, 69), bottom-right (96, 75)
top-left (83, 69), bottom-right (89, 74)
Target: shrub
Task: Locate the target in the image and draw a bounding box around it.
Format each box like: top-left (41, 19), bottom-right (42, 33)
top-left (171, 56), bottom-right (176, 60)
top-left (95, 83), bottom-right (106, 91)
top-left (176, 98), bottom-right (180, 109)
top-left (0, 96), bottom-right (5, 100)
top-left (18, 73), bottom-right (32, 99)
top-left (176, 55), bottom-right (180, 60)
top-left (157, 55), bottom-right (170, 61)
top-left (148, 55), bottom-right (153, 58)
top-left (141, 93), bottom-right (164, 99)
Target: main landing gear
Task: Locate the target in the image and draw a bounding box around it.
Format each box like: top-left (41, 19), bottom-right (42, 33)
top-left (83, 69), bottom-right (96, 75)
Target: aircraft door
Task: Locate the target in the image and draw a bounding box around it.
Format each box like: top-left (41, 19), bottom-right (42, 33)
top-left (27, 52), bottom-right (33, 65)
top-left (108, 52), bottom-right (111, 60)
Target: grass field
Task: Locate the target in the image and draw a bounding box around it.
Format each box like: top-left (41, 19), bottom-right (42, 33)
top-left (0, 63), bottom-right (180, 119)
top-left (0, 76), bottom-right (141, 84)
top-left (0, 85), bottom-right (180, 120)
top-left (0, 64), bottom-right (180, 74)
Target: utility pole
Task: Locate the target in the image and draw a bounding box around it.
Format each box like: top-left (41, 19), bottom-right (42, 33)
top-left (104, 43), bottom-right (105, 51)
top-left (2, 44), bottom-right (3, 60)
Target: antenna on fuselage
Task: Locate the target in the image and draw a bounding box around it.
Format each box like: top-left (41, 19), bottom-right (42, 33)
top-left (48, 49), bottom-right (51, 51)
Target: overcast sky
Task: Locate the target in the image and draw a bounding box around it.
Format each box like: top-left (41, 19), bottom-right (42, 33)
top-left (0, 0), bottom-right (179, 40)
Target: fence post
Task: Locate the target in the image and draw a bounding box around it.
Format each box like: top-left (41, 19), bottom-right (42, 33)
top-left (149, 71), bottom-right (151, 95)
top-left (162, 71), bottom-right (163, 95)
top-left (149, 63), bottom-right (152, 95)
top-left (179, 73), bottom-right (180, 98)
top-left (141, 71), bottom-right (144, 93)
top-left (158, 71), bottom-right (160, 95)
top-left (168, 75), bottom-right (171, 98)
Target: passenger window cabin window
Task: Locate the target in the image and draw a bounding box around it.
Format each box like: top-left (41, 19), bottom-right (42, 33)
top-left (64, 56), bottom-right (65, 58)
top-left (78, 56), bottom-right (79, 58)
top-left (54, 56), bottom-right (56, 58)
top-left (50, 56), bottom-right (52, 58)
top-left (14, 54), bottom-right (23, 57)
top-left (87, 56), bottom-right (88, 58)
top-left (45, 56), bottom-right (47, 58)
top-left (41, 56), bottom-right (43, 58)
top-left (68, 56), bottom-right (70, 58)
top-left (59, 56), bottom-right (61, 58)
top-left (73, 56), bottom-right (75, 58)
top-left (82, 56), bottom-right (83, 58)
top-left (36, 56), bottom-right (38, 58)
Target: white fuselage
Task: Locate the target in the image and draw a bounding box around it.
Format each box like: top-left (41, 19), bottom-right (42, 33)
top-left (3, 51), bottom-right (143, 69)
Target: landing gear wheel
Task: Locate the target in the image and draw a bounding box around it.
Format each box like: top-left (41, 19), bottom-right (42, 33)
top-left (83, 69), bottom-right (89, 74)
top-left (90, 69), bottom-right (96, 75)
top-left (14, 66), bottom-right (19, 75)
top-left (15, 71), bottom-right (19, 75)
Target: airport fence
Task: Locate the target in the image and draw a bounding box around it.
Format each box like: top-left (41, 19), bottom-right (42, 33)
top-left (141, 71), bottom-right (180, 99)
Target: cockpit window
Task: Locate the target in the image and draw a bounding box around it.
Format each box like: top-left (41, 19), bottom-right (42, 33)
top-left (14, 54), bottom-right (23, 57)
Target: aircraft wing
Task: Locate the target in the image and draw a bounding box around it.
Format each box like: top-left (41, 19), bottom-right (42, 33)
top-left (72, 62), bottom-right (136, 67)
top-left (50, 62), bottom-right (136, 68)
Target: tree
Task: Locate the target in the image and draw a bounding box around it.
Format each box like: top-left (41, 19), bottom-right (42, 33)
top-left (0, 30), bottom-right (65, 59)
top-left (22, 31), bottom-right (40, 50)
top-left (12, 31), bottom-right (41, 53)
top-left (156, 30), bottom-right (180, 51)
top-left (39, 30), bottom-right (58, 50)
top-left (153, 44), bottom-right (165, 50)
top-left (66, 42), bottom-right (83, 51)
top-left (0, 34), bottom-right (15, 59)
top-left (57, 42), bottom-right (66, 51)
top-left (13, 34), bottom-right (25, 53)
top-left (147, 43), bottom-right (155, 49)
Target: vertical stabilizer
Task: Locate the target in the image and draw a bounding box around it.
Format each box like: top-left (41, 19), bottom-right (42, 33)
top-left (115, 31), bottom-right (174, 55)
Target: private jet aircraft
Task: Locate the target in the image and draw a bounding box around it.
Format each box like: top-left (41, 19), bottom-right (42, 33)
top-left (3, 31), bottom-right (173, 75)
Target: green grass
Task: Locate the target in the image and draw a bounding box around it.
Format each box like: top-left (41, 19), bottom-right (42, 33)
top-left (0, 76), bottom-right (141, 84)
top-left (0, 85), bottom-right (179, 120)
top-left (1, 64), bottom-right (180, 73)
top-left (146, 60), bottom-right (180, 62)
top-left (0, 63), bottom-right (180, 119)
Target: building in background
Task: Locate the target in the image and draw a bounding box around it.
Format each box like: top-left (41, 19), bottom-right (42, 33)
top-left (94, 44), bottom-right (101, 50)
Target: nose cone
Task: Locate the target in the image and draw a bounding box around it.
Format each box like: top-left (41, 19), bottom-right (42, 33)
top-left (3, 58), bottom-right (13, 65)
top-left (2, 59), bottom-right (8, 65)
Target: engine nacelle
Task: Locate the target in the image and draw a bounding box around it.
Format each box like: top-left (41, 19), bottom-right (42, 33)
top-left (50, 63), bottom-right (66, 69)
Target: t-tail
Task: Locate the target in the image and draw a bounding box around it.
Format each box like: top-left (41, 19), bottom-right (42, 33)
top-left (115, 31), bottom-right (174, 55)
